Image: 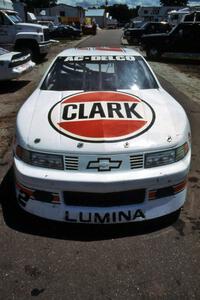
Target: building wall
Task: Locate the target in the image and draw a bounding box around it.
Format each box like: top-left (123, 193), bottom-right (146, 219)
top-left (0, 0), bottom-right (13, 10)
top-left (85, 9), bottom-right (106, 27)
top-left (36, 4), bottom-right (85, 24)
top-left (138, 6), bottom-right (185, 22)
top-left (92, 16), bottom-right (105, 27)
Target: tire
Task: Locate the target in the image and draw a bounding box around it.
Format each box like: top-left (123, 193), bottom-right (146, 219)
top-left (39, 53), bottom-right (48, 59)
top-left (15, 43), bottom-right (39, 62)
top-left (146, 47), bottom-right (161, 60)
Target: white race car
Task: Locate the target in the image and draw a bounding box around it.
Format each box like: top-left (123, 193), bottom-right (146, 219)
top-left (0, 47), bottom-right (35, 81)
top-left (14, 47), bottom-right (191, 224)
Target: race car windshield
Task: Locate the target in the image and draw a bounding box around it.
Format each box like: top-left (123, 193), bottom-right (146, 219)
top-left (41, 56), bottom-right (158, 91)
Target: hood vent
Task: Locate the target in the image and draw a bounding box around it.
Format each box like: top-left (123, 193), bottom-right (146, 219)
top-left (130, 154), bottom-right (144, 169)
top-left (64, 156), bottom-right (79, 170)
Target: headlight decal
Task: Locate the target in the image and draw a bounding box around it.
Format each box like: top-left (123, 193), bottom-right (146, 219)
top-left (176, 143), bottom-right (189, 162)
top-left (145, 142), bottom-right (189, 168)
top-left (15, 146), bottom-right (64, 170)
top-left (145, 149), bottom-right (176, 168)
top-left (31, 152), bottom-right (64, 170)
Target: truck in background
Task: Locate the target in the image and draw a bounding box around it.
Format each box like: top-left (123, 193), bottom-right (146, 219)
top-left (106, 18), bottom-right (118, 29)
top-left (0, 0), bottom-right (52, 61)
top-left (168, 7), bottom-right (200, 26)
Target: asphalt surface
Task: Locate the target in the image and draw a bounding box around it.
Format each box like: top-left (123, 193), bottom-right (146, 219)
top-left (0, 29), bottom-right (200, 299)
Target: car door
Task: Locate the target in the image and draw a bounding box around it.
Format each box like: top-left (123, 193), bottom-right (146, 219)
top-left (145, 23), bottom-right (156, 34)
top-left (0, 12), bottom-right (16, 45)
top-left (190, 23), bottom-right (200, 53)
top-left (178, 24), bottom-right (195, 53)
top-left (168, 24), bottom-right (189, 53)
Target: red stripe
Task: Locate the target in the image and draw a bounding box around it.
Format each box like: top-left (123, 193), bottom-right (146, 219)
top-left (173, 180), bottom-right (187, 194)
top-left (16, 182), bottom-right (34, 197)
top-left (58, 120), bottom-right (147, 138)
top-left (62, 92), bottom-right (140, 104)
top-left (95, 47), bottom-right (123, 52)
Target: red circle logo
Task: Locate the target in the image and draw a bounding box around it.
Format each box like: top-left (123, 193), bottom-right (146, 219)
top-left (49, 91), bottom-right (155, 143)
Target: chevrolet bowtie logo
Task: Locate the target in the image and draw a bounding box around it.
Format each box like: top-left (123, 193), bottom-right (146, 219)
top-left (87, 158), bottom-right (122, 172)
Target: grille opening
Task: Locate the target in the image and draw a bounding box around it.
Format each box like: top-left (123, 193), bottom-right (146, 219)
top-left (63, 189), bottom-right (145, 207)
top-left (130, 154), bottom-right (144, 169)
top-left (64, 156), bottom-right (79, 170)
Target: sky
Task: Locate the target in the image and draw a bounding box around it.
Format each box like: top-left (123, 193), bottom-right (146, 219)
top-left (58, 0), bottom-right (200, 8)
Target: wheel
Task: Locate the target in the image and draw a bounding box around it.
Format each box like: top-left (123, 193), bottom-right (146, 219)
top-left (39, 53), bottom-right (48, 59)
top-left (15, 43), bottom-right (39, 62)
top-left (146, 47), bottom-right (161, 60)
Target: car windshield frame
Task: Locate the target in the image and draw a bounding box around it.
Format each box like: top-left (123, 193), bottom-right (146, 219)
top-left (6, 12), bottom-right (22, 24)
top-left (41, 55), bottom-right (159, 91)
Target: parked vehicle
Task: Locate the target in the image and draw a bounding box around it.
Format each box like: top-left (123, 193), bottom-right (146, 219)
top-left (107, 19), bottom-right (118, 29)
top-left (124, 22), bottom-right (172, 45)
top-left (0, 47), bottom-right (35, 80)
top-left (37, 21), bottom-right (56, 32)
top-left (168, 9), bottom-right (200, 26)
top-left (0, 1), bottom-right (52, 61)
top-left (168, 8), bottom-right (190, 26)
top-left (141, 22), bottom-right (200, 59)
top-left (14, 47), bottom-right (191, 224)
top-left (82, 24), bottom-right (97, 35)
top-left (50, 25), bottom-right (82, 39)
top-left (123, 20), bottom-right (144, 30)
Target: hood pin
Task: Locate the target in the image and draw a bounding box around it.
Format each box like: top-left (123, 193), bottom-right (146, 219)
top-left (77, 143), bottom-right (84, 148)
top-left (34, 138), bottom-right (41, 144)
top-left (167, 136), bottom-right (172, 143)
top-left (124, 142), bottom-right (129, 148)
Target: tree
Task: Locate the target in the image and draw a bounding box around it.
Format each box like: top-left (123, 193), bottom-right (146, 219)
top-left (21, 0), bottom-right (57, 12)
top-left (160, 0), bottom-right (188, 6)
top-left (107, 4), bottom-right (132, 23)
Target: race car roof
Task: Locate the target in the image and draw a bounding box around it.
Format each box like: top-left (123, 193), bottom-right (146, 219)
top-left (58, 47), bottom-right (142, 57)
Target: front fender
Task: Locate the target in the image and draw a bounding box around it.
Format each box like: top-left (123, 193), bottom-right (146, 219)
top-left (15, 32), bottom-right (42, 43)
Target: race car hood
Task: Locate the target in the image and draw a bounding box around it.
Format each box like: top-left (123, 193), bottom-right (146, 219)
top-left (16, 89), bottom-right (189, 154)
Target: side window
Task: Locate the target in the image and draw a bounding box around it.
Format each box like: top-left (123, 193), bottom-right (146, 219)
top-left (184, 13), bottom-right (195, 22)
top-left (0, 12), bottom-right (4, 25)
top-left (0, 13), bottom-right (11, 25)
top-left (196, 13), bottom-right (200, 22)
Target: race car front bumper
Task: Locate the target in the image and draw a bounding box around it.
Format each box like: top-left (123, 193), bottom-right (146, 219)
top-left (14, 153), bottom-right (190, 224)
